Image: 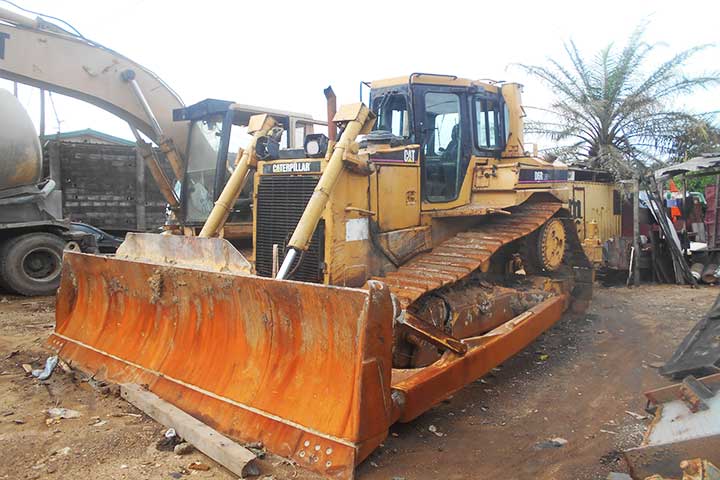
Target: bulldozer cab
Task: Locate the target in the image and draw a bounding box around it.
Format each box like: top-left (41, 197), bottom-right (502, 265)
top-left (173, 99), bottom-right (325, 235)
top-left (368, 74), bottom-right (511, 206)
top-left (249, 75), bottom-right (568, 286)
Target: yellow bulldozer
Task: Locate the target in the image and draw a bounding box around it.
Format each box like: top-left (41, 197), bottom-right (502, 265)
top-left (51, 73), bottom-right (592, 479)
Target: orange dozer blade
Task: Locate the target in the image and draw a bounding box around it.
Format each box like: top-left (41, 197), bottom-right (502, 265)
top-left (51, 248), bottom-right (396, 479)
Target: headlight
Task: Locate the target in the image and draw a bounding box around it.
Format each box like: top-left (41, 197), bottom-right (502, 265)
top-left (306, 140), bottom-right (320, 156)
top-left (255, 135), bottom-right (279, 160)
top-left (304, 133), bottom-right (329, 158)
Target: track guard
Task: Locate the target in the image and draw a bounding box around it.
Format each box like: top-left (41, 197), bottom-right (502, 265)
top-left (52, 251), bottom-right (395, 479)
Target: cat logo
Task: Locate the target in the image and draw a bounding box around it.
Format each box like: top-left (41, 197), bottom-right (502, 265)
top-left (262, 161), bottom-right (322, 174)
top-left (272, 162), bottom-right (310, 173)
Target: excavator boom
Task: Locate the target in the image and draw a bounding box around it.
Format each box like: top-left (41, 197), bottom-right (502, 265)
top-left (0, 7), bottom-right (188, 155)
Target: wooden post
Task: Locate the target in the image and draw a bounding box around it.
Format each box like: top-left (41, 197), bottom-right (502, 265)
top-left (713, 174), bottom-right (719, 248)
top-left (633, 178), bottom-right (640, 286)
top-left (48, 140), bottom-right (62, 213)
top-left (135, 149), bottom-right (147, 231)
top-left (649, 229), bottom-right (658, 283)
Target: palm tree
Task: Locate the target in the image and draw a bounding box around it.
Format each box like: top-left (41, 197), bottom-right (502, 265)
top-left (518, 28), bottom-right (719, 178)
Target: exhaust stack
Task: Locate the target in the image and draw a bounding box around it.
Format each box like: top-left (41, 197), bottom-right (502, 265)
top-left (324, 86), bottom-right (337, 142)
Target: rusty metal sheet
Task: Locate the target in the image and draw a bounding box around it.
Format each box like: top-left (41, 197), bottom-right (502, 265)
top-left (643, 459), bottom-right (720, 480)
top-left (625, 436), bottom-right (720, 479)
top-left (660, 294), bottom-right (720, 379)
top-left (681, 459), bottom-right (720, 480)
top-left (51, 251), bottom-right (395, 479)
top-left (116, 232), bottom-right (252, 273)
top-left (626, 374), bottom-right (720, 479)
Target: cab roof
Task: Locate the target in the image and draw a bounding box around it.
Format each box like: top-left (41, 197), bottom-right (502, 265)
top-left (370, 73), bottom-right (501, 93)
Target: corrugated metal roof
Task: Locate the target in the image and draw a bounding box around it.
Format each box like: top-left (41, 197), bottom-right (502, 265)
top-left (655, 154), bottom-right (720, 179)
top-left (41, 129), bottom-right (135, 146)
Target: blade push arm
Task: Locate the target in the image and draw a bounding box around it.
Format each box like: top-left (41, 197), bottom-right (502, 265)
top-left (199, 114), bottom-right (277, 238)
top-left (276, 103), bottom-right (375, 279)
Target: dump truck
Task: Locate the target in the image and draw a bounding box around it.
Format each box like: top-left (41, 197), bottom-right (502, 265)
top-left (50, 72), bottom-right (593, 478)
top-left (0, 6), bottom-right (324, 240)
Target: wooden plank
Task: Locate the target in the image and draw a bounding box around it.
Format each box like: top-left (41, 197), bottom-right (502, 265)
top-left (624, 434), bottom-right (720, 479)
top-left (120, 384), bottom-right (258, 477)
top-left (645, 372), bottom-right (720, 404)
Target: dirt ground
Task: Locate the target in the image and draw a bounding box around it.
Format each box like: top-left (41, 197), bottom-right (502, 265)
top-left (0, 284), bottom-right (715, 480)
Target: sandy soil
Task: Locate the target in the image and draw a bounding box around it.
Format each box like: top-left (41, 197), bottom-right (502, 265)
top-left (0, 284), bottom-right (715, 480)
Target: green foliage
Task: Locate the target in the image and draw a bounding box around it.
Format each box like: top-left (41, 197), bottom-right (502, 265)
top-left (518, 27), bottom-right (719, 179)
top-left (669, 118), bottom-right (720, 162)
top-left (680, 174), bottom-right (716, 193)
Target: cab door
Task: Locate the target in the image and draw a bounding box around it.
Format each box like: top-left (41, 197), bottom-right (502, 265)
top-left (413, 87), bottom-right (472, 206)
top-left (371, 92), bottom-right (422, 231)
top-left (374, 145), bottom-right (421, 231)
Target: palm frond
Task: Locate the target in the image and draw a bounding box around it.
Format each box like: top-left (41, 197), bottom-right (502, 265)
top-left (517, 26), bottom-right (719, 178)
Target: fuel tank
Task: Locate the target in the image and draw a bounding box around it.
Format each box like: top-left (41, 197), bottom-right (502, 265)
top-left (0, 88), bottom-right (42, 191)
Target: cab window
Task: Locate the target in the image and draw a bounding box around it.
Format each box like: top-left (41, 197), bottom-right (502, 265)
top-left (475, 96), bottom-right (503, 150)
top-left (372, 94), bottom-right (410, 137)
top-left (183, 116), bottom-right (224, 222)
top-left (423, 92), bottom-right (462, 202)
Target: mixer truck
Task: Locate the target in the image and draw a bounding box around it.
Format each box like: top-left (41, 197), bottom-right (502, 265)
top-left (0, 87), bottom-right (99, 296)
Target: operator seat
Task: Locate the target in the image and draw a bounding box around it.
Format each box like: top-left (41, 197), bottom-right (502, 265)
top-left (436, 124), bottom-right (460, 198)
top-left (441, 124), bottom-right (460, 163)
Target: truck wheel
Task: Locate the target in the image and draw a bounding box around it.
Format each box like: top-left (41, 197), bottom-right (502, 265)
top-left (0, 233), bottom-right (66, 296)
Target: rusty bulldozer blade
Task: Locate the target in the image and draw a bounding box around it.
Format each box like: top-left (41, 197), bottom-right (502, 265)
top-left (52, 245), bottom-right (396, 478)
top-left (52, 235), bottom-right (572, 479)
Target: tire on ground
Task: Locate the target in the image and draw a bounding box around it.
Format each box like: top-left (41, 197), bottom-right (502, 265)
top-left (0, 232), bottom-right (66, 296)
top-left (0, 240), bottom-right (9, 293)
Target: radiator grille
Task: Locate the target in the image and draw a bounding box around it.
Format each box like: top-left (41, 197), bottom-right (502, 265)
top-left (255, 174), bottom-right (325, 283)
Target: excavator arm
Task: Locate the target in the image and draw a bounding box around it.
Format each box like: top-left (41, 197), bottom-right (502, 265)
top-left (0, 6), bottom-right (187, 207)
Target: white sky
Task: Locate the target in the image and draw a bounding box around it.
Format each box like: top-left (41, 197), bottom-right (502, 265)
top-left (1, 0), bottom-right (719, 150)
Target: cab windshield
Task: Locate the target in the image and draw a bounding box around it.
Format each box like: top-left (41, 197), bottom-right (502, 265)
top-left (183, 115), bottom-right (223, 223)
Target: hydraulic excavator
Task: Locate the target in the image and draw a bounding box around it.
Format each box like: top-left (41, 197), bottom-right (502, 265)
top-left (51, 73), bottom-right (592, 479)
top-left (0, 6), bottom-right (322, 241)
